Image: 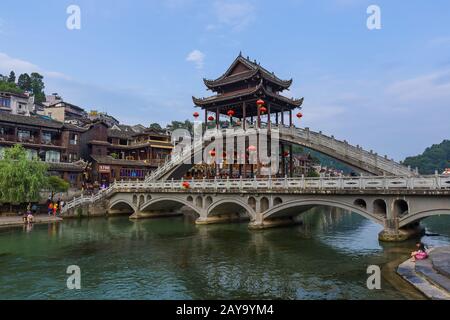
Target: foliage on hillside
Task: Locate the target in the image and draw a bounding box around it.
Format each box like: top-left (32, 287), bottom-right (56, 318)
top-left (402, 140), bottom-right (450, 174)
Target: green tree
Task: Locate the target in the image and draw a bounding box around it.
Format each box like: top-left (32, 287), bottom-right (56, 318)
top-left (30, 72), bottom-right (46, 103)
top-left (149, 122), bottom-right (163, 131)
top-left (167, 120), bottom-right (194, 135)
top-left (402, 140), bottom-right (450, 174)
top-left (17, 73), bottom-right (32, 92)
top-left (8, 71), bottom-right (16, 83)
top-left (0, 145), bottom-right (48, 207)
top-left (46, 175), bottom-right (69, 194)
top-left (0, 79), bottom-right (24, 94)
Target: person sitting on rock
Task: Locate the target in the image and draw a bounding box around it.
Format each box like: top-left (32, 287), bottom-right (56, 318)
top-left (411, 242), bottom-right (428, 262)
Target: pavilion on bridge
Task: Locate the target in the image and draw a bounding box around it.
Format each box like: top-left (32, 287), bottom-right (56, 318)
top-left (191, 53), bottom-right (305, 179)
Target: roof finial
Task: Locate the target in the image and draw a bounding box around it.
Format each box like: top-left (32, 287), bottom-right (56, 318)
top-left (239, 51), bottom-right (242, 57)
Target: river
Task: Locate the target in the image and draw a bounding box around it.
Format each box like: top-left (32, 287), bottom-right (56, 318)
top-left (0, 208), bottom-right (449, 299)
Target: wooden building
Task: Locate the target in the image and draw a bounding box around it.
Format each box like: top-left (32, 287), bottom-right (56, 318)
top-left (81, 122), bottom-right (173, 186)
top-left (0, 112), bottom-right (86, 187)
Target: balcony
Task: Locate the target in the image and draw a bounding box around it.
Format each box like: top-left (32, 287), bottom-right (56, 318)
top-left (0, 134), bottom-right (62, 147)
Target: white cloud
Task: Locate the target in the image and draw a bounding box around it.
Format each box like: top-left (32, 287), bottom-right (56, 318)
top-left (186, 50), bottom-right (205, 69)
top-left (386, 69), bottom-right (450, 104)
top-left (213, 1), bottom-right (255, 31)
top-left (0, 52), bottom-right (71, 80)
top-left (429, 36), bottom-right (450, 47)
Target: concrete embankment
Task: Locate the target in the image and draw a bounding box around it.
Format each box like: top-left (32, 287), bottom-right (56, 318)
top-left (397, 246), bottom-right (450, 300)
top-left (0, 215), bottom-right (62, 228)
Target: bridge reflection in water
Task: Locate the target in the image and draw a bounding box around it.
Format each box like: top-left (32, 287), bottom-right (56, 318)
top-left (4, 209), bottom-right (449, 299)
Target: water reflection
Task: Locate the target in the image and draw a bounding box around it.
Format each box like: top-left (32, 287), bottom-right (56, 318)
top-left (0, 209), bottom-right (449, 300)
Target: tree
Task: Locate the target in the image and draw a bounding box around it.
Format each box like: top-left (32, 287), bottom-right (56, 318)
top-left (46, 175), bottom-right (69, 194)
top-left (0, 79), bottom-right (24, 94)
top-left (167, 120), bottom-right (194, 135)
top-left (402, 140), bottom-right (450, 174)
top-left (8, 71), bottom-right (16, 83)
top-left (149, 122), bottom-right (163, 131)
top-left (0, 145), bottom-right (48, 207)
top-left (17, 73), bottom-right (32, 92)
top-left (30, 72), bottom-right (46, 103)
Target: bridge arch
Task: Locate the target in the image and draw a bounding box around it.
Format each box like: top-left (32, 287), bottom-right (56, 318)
top-left (274, 197), bottom-right (283, 206)
top-left (393, 199), bottom-right (409, 218)
top-left (207, 198), bottom-right (256, 221)
top-left (109, 199), bottom-right (136, 215)
top-left (140, 196), bottom-right (202, 217)
top-left (354, 199), bottom-right (367, 210)
top-left (399, 209), bottom-right (450, 228)
top-left (262, 199), bottom-right (384, 225)
top-left (373, 199), bottom-right (387, 216)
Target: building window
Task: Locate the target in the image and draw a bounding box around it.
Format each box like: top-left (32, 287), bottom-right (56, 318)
top-left (26, 149), bottom-right (38, 160)
top-left (119, 168), bottom-right (146, 178)
top-left (68, 153), bottom-right (78, 162)
top-left (69, 174), bottom-right (77, 184)
top-left (17, 130), bottom-right (31, 141)
top-left (45, 150), bottom-right (60, 163)
top-left (69, 133), bottom-right (78, 145)
top-left (42, 132), bottom-right (52, 144)
top-left (0, 97), bottom-right (11, 108)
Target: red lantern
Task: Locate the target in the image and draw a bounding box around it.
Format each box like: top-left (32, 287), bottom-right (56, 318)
top-left (208, 115), bottom-right (215, 121)
top-left (256, 99), bottom-right (265, 106)
top-left (193, 112), bottom-right (199, 118)
top-left (182, 181), bottom-right (190, 189)
top-left (227, 109), bottom-right (235, 117)
top-left (283, 151), bottom-right (290, 157)
top-left (260, 106), bottom-right (267, 114)
top-left (296, 112), bottom-right (303, 119)
top-left (248, 145), bottom-right (257, 152)
top-left (209, 149), bottom-right (216, 157)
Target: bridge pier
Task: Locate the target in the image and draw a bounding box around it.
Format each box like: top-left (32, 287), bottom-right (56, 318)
top-left (378, 219), bottom-right (424, 242)
top-left (248, 216), bottom-right (301, 230)
top-left (195, 213), bottom-right (248, 225)
top-left (129, 210), bottom-right (183, 220)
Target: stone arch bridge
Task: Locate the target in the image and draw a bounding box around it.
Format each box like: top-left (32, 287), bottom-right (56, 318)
top-left (64, 175), bottom-right (450, 241)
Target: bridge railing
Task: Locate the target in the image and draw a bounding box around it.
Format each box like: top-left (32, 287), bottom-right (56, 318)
top-left (278, 126), bottom-right (414, 176)
top-left (118, 175), bottom-right (450, 191)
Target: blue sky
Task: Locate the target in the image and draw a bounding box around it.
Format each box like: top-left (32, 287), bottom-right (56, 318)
top-left (0, 0), bottom-right (449, 160)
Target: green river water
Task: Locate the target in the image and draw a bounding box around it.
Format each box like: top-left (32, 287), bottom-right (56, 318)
top-left (0, 208), bottom-right (449, 300)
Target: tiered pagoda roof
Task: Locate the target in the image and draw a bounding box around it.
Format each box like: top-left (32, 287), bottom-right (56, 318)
top-left (193, 53), bottom-right (303, 112)
top-left (203, 53), bottom-right (293, 92)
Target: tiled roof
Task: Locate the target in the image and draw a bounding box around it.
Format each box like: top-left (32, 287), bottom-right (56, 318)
top-left (0, 112), bottom-right (63, 129)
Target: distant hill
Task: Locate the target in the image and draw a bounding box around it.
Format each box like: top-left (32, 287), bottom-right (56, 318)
top-left (402, 140), bottom-right (450, 174)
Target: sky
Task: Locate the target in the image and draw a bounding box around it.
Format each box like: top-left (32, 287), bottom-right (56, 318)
top-left (0, 0), bottom-right (449, 161)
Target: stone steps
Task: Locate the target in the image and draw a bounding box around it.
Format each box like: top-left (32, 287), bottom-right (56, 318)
top-left (397, 252), bottom-right (450, 300)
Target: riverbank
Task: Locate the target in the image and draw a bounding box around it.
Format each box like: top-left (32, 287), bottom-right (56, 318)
top-left (397, 246), bottom-right (450, 300)
top-left (0, 215), bottom-right (62, 228)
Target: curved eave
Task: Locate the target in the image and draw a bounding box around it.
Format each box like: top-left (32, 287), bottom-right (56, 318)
top-left (193, 83), bottom-right (303, 109)
top-left (203, 70), bottom-right (293, 91)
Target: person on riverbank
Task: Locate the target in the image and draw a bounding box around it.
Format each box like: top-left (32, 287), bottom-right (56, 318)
top-left (27, 212), bottom-right (34, 223)
top-left (57, 199), bottom-right (61, 215)
top-left (52, 202), bottom-right (58, 217)
top-left (31, 203), bottom-right (37, 215)
top-left (48, 202), bottom-right (53, 216)
top-left (411, 242), bottom-right (428, 262)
